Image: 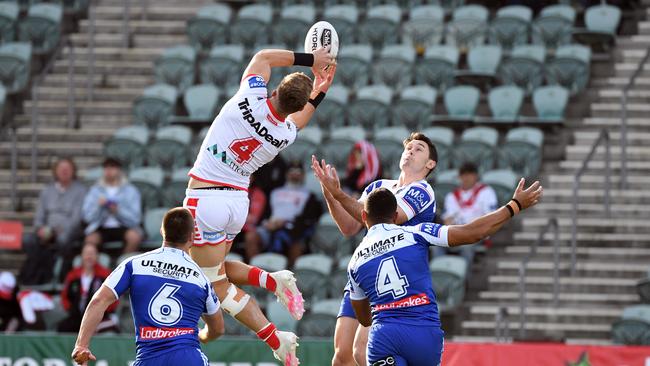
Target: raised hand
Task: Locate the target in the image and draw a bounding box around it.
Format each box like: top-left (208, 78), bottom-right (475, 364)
top-left (312, 64), bottom-right (337, 94)
top-left (311, 155), bottom-right (342, 197)
top-left (512, 178), bottom-right (543, 210)
top-left (311, 47), bottom-right (336, 79)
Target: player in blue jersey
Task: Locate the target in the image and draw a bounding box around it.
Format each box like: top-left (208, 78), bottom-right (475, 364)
top-left (311, 132), bottom-right (438, 366)
top-left (71, 208), bottom-right (224, 366)
top-left (349, 182), bottom-right (542, 366)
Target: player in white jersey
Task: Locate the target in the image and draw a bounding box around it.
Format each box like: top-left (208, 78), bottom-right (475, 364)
top-left (348, 182), bottom-right (542, 365)
top-left (72, 208), bottom-right (224, 365)
top-left (185, 47), bottom-right (336, 366)
top-left (311, 132), bottom-right (438, 366)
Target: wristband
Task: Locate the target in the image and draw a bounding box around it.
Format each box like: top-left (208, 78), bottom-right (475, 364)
top-left (308, 92), bottom-right (326, 108)
top-left (506, 200), bottom-right (520, 216)
top-left (511, 198), bottom-right (522, 211)
top-left (505, 204), bottom-right (515, 217)
top-left (293, 52), bottom-right (314, 67)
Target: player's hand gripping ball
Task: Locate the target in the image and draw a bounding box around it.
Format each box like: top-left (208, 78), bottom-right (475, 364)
top-left (305, 21), bottom-right (339, 64)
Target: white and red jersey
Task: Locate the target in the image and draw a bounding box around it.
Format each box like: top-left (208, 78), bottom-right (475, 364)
top-left (189, 74), bottom-right (298, 191)
top-left (443, 183), bottom-right (498, 225)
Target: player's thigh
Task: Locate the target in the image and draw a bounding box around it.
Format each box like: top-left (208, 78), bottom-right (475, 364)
top-left (334, 316), bottom-right (359, 355)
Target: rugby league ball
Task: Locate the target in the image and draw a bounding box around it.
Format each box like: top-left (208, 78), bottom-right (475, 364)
top-left (304, 21), bottom-right (339, 59)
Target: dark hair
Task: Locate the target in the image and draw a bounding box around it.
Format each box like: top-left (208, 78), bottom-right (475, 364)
top-left (459, 162), bottom-right (478, 175)
top-left (277, 72), bottom-right (313, 115)
top-left (364, 188), bottom-right (397, 223)
top-left (403, 132), bottom-right (438, 176)
top-left (52, 157), bottom-right (77, 180)
top-left (162, 208), bottom-right (195, 246)
top-left (102, 157), bottom-right (122, 169)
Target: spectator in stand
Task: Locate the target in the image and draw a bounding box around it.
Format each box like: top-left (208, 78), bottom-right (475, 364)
top-left (0, 272), bottom-right (22, 332)
top-left (19, 157), bottom-right (87, 285)
top-left (342, 140), bottom-right (382, 197)
top-left (58, 244), bottom-right (118, 333)
top-left (237, 173), bottom-right (267, 261)
top-left (245, 162), bottom-right (323, 267)
top-left (432, 162), bottom-right (498, 268)
top-left (82, 158), bottom-right (143, 254)
top-left (255, 155), bottom-right (288, 197)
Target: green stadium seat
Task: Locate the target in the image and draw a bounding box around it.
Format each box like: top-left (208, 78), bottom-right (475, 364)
top-left (429, 255), bottom-right (467, 313)
top-left (612, 305), bottom-right (650, 345)
top-left (319, 126), bottom-right (365, 172)
top-left (545, 44), bottom-right (591, 95)
top-left (180, 84), bottom-right (219, 122)
top-left (637, 271), bottom-right (650, 304)
top-left (422, 126), bottom-right (455, 171)
top-left (18, 3), bottom-right (62, 55)
top-left (324, 4), bottom-right (358, 44)
top-left (281, 126), bottom-right (322, 164)
top-left (200, 45), bottom-right (244, 87)
top-left (429, 169), bottom-right (459, 213)
top-left (329, 262), bottom-right (349, 298)
top-left (230, 4), bottom-right (273, 50)
top-left (335, 44), bottom-right (372, 88)
top-left (132, 84), bottom-right (178, 129)
top-left (0, 84), bottom-right (5, 120)
top-left (154, 45), bottom-right (196, 93)
top-left (455, 45), bottom-right (502, 91)
top-left (250, 253), bottom-right (287, 272)
top-left (484, 85), bottom-right (524, 123)
top-left (373, 44), bottom-right (416, 90)
top-left (312, 298), bottom-right (342, 317)
top-left (573, 4), bottom-right (620, 51)
top-left (497, 127), bottom-right (543, 179)
top-left (141, 207), bottom-right (168, 249)
top-left (528, 85), bottom-right (569, 123)
top-left (0, 42), bottom-right (31, 94)
top-left (273, 5), bottom-right (316, 49)
top-left (294, 254), bottom-right (333, 302)
top-left (146, 125), bottom-right (192, 170)
top-left (161, 166), bottom-right (190, 207)
top-left (441, 85), bottom-right (480, 121)
top-left (310, 214), bottom-right (353, 260)
top-left (358, 5), bottom-right (401, 49)
top-left (129, 167), bottom-right (165, 210)
top-left (267, 300), bottom-right (297, 333)
top-left (374, 126), bottom-right (410, 179)
top-left (499, 44), bottom-right (546, 95)
top-left (452, 126), bottom-right (498, 174)
top-left (445, 4), bottom-right (488, 52)
top-left (392, 85), bottom-right (436, 131)
top-left (0, 2), bottom-right (18, 44)
top-left (61, 0), bottom-right (90, 17)
top-left (186, 4), bottom-right (231, 54)
top-left (80, 165), bottom-right (103, 186)
top-left (414, 45), bottom-right (459, 92)
top-left (489, 5), bottom-right (532, 50)
top-left (532, 4), bottom-right (575, 50)
top-left (312, 84), bottom-right (348, 130)
top-left (103, 125), bottom-right (149, 170)
top-left (402, 5), bottom-right (445, 54)
top-left (481, 169), bottom-right (518, 205)
top-left (347, 84), bottom-right (393, 130)
top-left (297, 312), bottom-right (336, 337)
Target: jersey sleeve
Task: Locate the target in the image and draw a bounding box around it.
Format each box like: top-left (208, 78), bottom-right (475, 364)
top-left (347, 270), bottom-right (367, 300)
top-left (396, 184), bottom-right (435, 220)
top-left (239, 74), bottom-right (269, 98)
top-left (103, 260), bottom-right (133, 299)
top-left (407, 223), bottom-right (450, 248)
top-left (358, 180), bottom-right (384, 203)
top-left (204, 284), bottom-right (221, 315)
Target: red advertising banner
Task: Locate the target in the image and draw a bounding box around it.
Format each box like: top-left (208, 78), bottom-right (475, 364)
top-left (442, 342), bottom-right (650, 366)
top-left (0, 220), bottom-right (22, 250)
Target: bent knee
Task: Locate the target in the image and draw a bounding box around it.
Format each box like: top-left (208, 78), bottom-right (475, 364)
top-left (332, 352), bottom-right (354, 366)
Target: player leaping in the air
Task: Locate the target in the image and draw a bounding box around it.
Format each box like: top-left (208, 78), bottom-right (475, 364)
top-left (348, 182), bottom-right (542, 366)
top-left (312, 132), bottom-right (438, 366)
top-left (185, 47), bottom-right (336, 366)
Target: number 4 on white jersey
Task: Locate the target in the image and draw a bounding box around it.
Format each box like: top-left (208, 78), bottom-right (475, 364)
top-left (376, 256), bottom-right (409, 299)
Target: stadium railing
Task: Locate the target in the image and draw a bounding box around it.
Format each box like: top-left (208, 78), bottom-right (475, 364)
top-left (569, 129), bottom-right (610, 277)
top-left (518, 217), bottom-right (559, 340)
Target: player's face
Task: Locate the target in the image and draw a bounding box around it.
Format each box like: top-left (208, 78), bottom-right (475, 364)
top-left (399, 140), bottom-right (433, 175)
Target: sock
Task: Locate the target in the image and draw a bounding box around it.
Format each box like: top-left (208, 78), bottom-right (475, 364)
top-left (248, 266), bottom-right (277, 292)
top-left (256, 323), bottom-right (280, 350)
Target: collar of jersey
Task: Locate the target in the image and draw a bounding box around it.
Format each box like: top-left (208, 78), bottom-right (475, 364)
top-left (161, 246), bottom-right (186, 256)
top-left (368, 223), bottom-right (394, 232)
top-left (266, 99), bottom-right (286, 123)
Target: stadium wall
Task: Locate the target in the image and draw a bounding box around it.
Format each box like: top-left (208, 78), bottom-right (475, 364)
top-left (1, 335), bottom-right (650, 366)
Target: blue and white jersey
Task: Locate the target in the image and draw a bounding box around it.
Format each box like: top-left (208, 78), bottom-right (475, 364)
top-left (347, 223), bottom-right (449, 327)
top-left (360, 179), bottom-right (436, 226)
top-left (104, 246), bottom-right (220, 360)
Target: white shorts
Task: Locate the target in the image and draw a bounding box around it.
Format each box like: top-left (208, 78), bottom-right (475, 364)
top-left (183, 189), bottom-right (249, 246)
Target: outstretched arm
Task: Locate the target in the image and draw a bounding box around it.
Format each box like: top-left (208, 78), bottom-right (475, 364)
top-left (71, 285), bottom-right (117, 365)
top-left (242, 48), bottom-right (334, 87)
top-left (291, 65), bottom-right (337, 130)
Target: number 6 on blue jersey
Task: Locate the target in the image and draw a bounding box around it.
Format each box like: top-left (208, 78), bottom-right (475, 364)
top-left (148, 283), bottom-right (183, 326)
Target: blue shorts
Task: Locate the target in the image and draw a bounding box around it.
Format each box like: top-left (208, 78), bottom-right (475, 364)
top-left (134, 348), bottom-right (209, 366)
top-left (367, 322), bottom-right (444, 366)
top-left (338, 290), bottom-right (357, 319)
